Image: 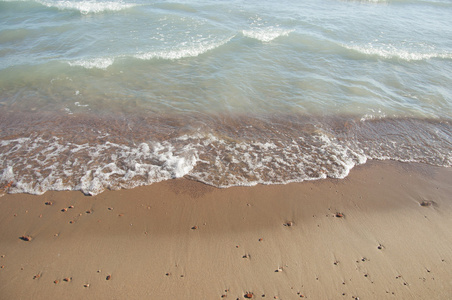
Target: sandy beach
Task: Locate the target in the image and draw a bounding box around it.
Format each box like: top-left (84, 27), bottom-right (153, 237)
top-left (1, 160), bottom-right (451, 299)
top-left (2, 1), bottom-right (452, 299)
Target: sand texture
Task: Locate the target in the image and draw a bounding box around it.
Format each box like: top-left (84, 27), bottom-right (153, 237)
top-left (1, 160), bottom-right (452, 299)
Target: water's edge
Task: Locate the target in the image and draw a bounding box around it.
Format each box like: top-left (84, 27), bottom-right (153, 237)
top-left (1, 111), bottom-right (450, 196)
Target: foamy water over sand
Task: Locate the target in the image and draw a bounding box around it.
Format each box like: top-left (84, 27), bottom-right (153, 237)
top-left (0, 0), bottom-right (451, 195)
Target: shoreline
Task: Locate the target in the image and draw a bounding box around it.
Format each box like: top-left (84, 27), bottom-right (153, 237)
top-left (1, 112), bottom-right (451, 196)
top-left (1, 160), bottom-right (452, 299)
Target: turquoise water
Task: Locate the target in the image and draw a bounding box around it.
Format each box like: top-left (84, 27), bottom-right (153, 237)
top-left (0, 0), bottom-right (451, 195)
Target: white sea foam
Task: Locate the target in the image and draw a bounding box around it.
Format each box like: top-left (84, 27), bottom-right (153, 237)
top-left (35, 0), bottom-right (137, 14)
top-left (342, 0), bottom-right (388, 3)
top-left (74, 101), bottom-right (89, 107)
top-left (0, 123), bottom-right (450, 196)
top-left (135, 36), bottom-right (234, 61)
top-left (360, 109), bottom-right (387, 121)
top-left (0, 132), bottom-right (339, 194)
top-left (67, 37), bottom-right (233, 70)
top-left (68, 57), bottom-right (114, 70)
top-left (0, 166), bottom-right (15, 183)
top-left (242, 27), bottom-right (294, 42)
top-left (185, 131), bottom-right (367, 188)
top-left (0, 137), bottom-right (199, 196)
top-left (343, 43), bottom-right (452, 61)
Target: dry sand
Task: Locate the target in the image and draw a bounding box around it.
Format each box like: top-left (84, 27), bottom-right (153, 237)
top-left (0, 160), bottom-right (452, 299)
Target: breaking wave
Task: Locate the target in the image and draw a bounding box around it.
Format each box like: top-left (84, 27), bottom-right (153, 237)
top-left (343, 43), bottom-right (452, 61)
top-left (67, 36), bottom-right (234, 69)
top-left (242, 27), bottom-right (294, 43)
top-left (68, 57), bottom-right (115, 70)
top-left (134, 36), bottom-right (234, 61)
top-left (35, 0), bottom-right (137, 14)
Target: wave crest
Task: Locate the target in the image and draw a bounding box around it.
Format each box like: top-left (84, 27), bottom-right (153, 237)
top-left (242, 27), bottom-right (294, 42)
top-left (35, 0), bottom-right (137, 14)
top-left (343, 43), bottom-right (452, 61)
top-left (134, 36), bottom-right (234, 61)
top-left (67, 36), bottom-right (234, 69)
top-left (68, 57), bottom-right (115, 69)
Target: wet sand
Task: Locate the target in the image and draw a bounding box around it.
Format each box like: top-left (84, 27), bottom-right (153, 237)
top-left (0, 160), bottom-right (452, 299)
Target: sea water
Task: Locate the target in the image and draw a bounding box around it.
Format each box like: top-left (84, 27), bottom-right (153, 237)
top-left (0, 0), bottom-right (451, 195)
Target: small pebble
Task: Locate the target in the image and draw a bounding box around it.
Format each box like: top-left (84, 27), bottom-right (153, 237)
top-left (244, 293), bottom-right (253, 298)
top-left (63, 277), bottom-right (71, 282)
top-left (106, 275), bottom-right (111, 280)
top-left (191, 226), bottom-right (198, 230)
top-left (84, 283), bottom-right (90, 288)
top-left (54, 280), bottom-right (59, 284)
top-left (45, 201), bottom-right (52, 206)
top-left (20, 235), bottom-right (32, 242)
top-left (68, 205), bottom-right (74, 209)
